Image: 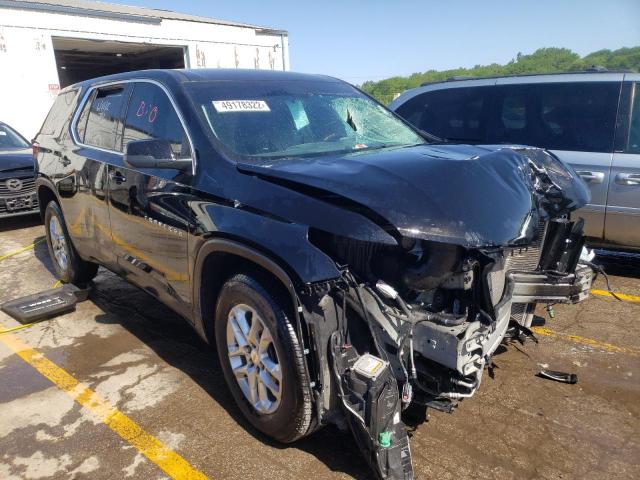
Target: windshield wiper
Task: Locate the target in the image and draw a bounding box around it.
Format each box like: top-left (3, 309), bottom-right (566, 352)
top-left (440, 136), bottom-right (483, 144)
top-left (346, 109), bottom-right (358, 132)
top-left (417, 129), bottom-right (443, 144)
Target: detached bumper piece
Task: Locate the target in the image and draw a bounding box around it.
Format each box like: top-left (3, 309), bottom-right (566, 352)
top-left (1, 284), bottom-right (89, 323)
top-left (509, 264), bottom-right (593, 304)
top-left (331, 332), bottom-right (414, 480)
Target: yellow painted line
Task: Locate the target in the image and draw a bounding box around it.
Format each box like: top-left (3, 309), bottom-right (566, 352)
top-left (0, 238), bottom-right (44, 262)
top-left (0, 321), bottom-right (42, 335)
top-left (591, 289), bottom-right (640, 303)
top-left (532, 326), bottom-right (640, 356)
top-left (0, 328), bottom-right (209, 480)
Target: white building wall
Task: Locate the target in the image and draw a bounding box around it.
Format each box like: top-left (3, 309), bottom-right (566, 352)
top-left (0, 7), bottom-right (289, 138)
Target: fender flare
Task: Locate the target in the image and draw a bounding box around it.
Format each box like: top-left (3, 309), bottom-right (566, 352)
top-left (192, 237), bottom-right (300, 341)
top-left (35, 177), bottom-right (61, 202)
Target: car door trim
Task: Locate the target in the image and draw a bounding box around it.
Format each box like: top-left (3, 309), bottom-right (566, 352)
top-left (70, 79), bottom-right (197, 176)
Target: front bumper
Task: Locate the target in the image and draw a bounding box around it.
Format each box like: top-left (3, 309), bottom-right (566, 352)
top-left (0, 193), bottom-right (39, 218)
top-left (508, 264), bottom-right (593, 304)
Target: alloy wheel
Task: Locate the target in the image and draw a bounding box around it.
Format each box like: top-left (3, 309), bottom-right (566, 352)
top-left (49, 215), bottom-right (68, 271)
top-left (226, 303), bottom-right (282, 414)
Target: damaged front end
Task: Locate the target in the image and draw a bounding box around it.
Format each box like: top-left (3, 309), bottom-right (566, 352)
top-left (270, 146), bottom-right (594, 479)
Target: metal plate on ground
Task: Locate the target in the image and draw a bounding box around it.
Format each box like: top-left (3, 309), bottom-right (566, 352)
top-left (1, 284), bottom-right (88, 323)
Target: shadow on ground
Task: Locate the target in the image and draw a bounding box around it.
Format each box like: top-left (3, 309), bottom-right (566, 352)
top-left (87, 271), bottom-right (371, 479)
top-left (0, 214), bottom-right (40, 233)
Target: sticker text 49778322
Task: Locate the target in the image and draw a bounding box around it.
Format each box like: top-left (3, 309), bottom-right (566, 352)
top-left (212, 100), bottom-right (270, 113)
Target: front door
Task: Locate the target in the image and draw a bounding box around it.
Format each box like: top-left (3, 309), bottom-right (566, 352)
top-left (605, 78), bottom-right (640, 249)
top-left (107, 81), bottom-right (194, 316)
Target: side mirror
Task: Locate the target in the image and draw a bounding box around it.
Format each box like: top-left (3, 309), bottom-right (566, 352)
top-left (124, 139), bottom-right (192, 172)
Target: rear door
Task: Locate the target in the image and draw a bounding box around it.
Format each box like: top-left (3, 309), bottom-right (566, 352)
top-left (65, 83), bottom-right (129, 267)
top-left (490, 77), bottom-right (623, 240)
top-left (107, 80), bottom-right (193, 317)
top-left (605, 75), bottom-right (640, 248)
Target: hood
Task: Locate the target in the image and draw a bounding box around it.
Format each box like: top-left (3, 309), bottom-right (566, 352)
top-left (0, 149), bottom-right (34, 174)
top-left (237, 144), bottom-right (590, 248)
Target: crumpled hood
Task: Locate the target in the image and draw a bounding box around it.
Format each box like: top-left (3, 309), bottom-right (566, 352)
top-left (0, 149), bottom-right (34, 174)
top-left (237, 144), bottom-right (590, 248)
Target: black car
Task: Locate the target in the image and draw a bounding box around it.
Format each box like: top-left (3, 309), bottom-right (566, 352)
top-left (34, 69), bottom-right (593, 480)
top-left (0, 121), bottom-right (38, 218)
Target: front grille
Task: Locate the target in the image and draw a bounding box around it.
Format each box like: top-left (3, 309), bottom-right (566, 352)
top-left (0, 176), bottom-right (36, 196)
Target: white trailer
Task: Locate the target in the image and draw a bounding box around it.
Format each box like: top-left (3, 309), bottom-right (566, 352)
top-left (0, 0), bottom-right (289, 138)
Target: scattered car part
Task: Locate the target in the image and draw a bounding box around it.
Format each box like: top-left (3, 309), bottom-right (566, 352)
top-left (1, 283), bottom-right (89, 323)
top-left (538, 369), bottom-right (578, 384)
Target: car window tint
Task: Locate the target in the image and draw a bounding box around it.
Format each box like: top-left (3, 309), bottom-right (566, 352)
top-left (75, 90), bottom-right (94, 143)
top-left (395, 87), bottom-right (488, 142)
top-left (40, 90), bottom-right (78, 138)
top-left (627, 83), bottom-right (640, 153)
top-left (123, 83), bottom-right (191, 159)
top-left (83, 86), bottom-right (126, 151)
top-left (487, 82), bottom-right (620, 153)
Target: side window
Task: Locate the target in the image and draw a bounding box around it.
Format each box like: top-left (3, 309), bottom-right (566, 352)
top-left (395, 87), bottom-right (488, 142)
top-left (123, 83), bottom-right (191, 159)
top-left (82, 86), bottom-right (127, 151)
top-left (538, 82), bottom-right (619, 153)
top-left (75, 90), bottom-right (95, 143)
top-left (40, 90), bottom-right (79, 139)
top-left (627, 83), bottom-right (640, 153)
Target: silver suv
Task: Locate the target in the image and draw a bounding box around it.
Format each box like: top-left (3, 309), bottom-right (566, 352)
top-left (390, 71), bottom-right (640, 251)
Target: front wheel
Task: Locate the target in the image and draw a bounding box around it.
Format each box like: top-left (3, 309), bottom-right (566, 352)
top-left (44, 201), bottom-right (98, 284)
top-left (214, 273), bottom-right (313, 443)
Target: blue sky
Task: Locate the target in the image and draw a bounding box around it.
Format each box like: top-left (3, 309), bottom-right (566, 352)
top-left (109, 0), bottom-right (640, 83)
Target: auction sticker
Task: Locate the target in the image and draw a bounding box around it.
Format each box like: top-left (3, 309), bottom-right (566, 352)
top-left (213, 100), bottom-right (270, 113)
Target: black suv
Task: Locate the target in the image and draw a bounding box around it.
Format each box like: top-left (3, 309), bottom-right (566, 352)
top-left (35, 69), bottom-right (593, 480)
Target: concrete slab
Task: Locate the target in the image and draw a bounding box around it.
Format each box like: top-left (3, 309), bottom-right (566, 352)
top-left (0, 215), bottom-right (638, 479)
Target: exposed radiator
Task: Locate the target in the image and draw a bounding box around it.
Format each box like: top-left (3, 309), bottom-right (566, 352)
top-left (488, 221), bottom-right (548, 326)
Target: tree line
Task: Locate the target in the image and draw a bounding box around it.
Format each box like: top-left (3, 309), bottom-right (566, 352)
top-left (360, 47), bottom-right (640, 104)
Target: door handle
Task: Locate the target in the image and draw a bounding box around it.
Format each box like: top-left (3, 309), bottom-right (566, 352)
top-left (109, 171), bottom-right (127, 184)
top-left (615, 173), bottom-right (640, 186)
top-left (576, 171), bottom-right (605, 184)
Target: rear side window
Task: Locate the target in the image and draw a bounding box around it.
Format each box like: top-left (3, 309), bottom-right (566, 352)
top-left (395, 87), bottom-right (489, 143)
top-left (123, 83), bottom-right (191, 159)
top-left (81, 86), bottom-right (127, 151)
top-left (487, 82), bottom-right (620, 153)
top-left (627, 83), bottom-right (640, 153)
top-left (40, 90), bottom-right (79, 139)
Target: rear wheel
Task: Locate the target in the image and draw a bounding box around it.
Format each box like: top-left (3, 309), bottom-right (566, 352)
top-left (44, 201), bottom-right (98, 284)
top-left (214, 273), bottom-right (313, 443)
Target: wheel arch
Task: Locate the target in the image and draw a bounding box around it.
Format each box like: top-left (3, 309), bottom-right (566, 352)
top-left (192, 238), bottom-right (302, 345)
top-left (35, 179), bottom-right (59, 220)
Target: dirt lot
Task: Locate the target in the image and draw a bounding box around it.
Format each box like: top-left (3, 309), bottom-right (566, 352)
top-left (1, 215), bottom-right (639, 480)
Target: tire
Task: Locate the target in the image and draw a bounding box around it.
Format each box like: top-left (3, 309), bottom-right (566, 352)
top-left (214, 273), bottom-right (313, 443)
top-left (44, 200), bottom-right (98, 285)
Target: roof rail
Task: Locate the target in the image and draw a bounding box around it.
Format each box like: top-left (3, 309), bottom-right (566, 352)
top-left (419, 68), bottom-right (633, 87)
top-left (584, 65), bottom-right (609, 72)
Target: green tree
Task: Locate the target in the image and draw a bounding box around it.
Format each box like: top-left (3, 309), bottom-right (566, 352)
top-left (361, 46), bottom-right (640, 104)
